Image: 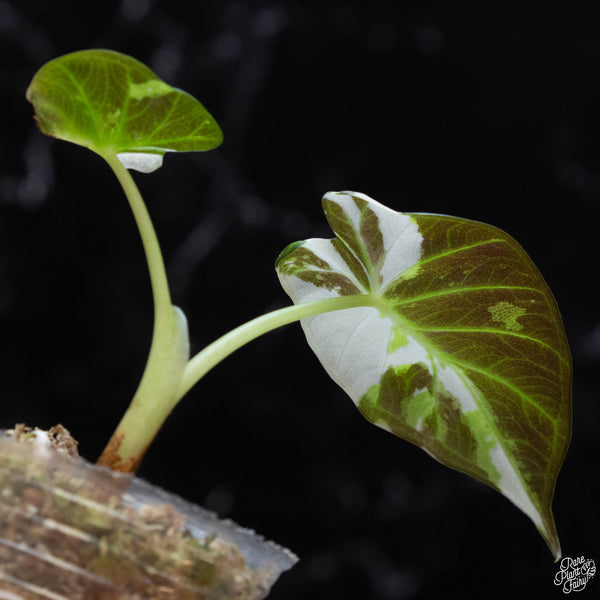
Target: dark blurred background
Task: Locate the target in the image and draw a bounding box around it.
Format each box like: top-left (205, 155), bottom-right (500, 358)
top-left (1, 1), bottom-right (598, 598)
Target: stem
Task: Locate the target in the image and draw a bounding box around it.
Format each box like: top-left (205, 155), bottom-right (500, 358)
top-left (177, 294), bottom-right (378, 399)
top-left (104, 154), bottom-right (172, 318)
top-left (98, 155), bottom-right (189, 472)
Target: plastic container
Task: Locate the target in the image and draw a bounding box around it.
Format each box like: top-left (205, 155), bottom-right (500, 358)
top-left (0, 429), bottom-right (297, 599)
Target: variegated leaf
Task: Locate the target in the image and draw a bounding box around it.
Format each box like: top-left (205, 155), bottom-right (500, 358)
top-left (26, 49), bottom-right (222, 172)
top-left (276, 191), bottom-right (571, 559)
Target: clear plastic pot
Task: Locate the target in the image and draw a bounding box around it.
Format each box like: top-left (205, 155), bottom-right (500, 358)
top-left (0, 430), bottom-right (297, 599)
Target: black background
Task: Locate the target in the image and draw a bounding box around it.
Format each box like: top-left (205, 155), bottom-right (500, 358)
top-left (1, 1), bottom-right (598, 598)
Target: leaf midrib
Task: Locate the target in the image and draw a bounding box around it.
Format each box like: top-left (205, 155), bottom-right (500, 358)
top-left (390, 284), bottom-right (544, 305)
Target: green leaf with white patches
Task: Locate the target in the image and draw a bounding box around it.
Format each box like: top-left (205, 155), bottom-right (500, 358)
top-left (276, 191), bottom-right (571, 559)
top-left (26, 49), bottom-right (222, 172)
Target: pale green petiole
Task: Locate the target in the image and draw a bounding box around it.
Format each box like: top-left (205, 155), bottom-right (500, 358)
top-left (177, 294), bottom-right (378, 399)
top-left (104, 154), bottom-right (174, 319)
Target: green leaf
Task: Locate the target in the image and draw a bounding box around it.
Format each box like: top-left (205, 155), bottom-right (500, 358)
top-left (276, 191), bottom-right (571, 559)
top-left (26, 49), bottom-right (222, 172)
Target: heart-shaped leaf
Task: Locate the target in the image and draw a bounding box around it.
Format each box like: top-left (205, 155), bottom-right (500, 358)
top-left (26, 49), bottom-right (222, 171)
top-left (276, 191), bottom-right (571, 559)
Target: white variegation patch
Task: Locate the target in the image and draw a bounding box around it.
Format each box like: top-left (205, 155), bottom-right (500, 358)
top-left (489, 441), bottom-right (544, 528)
top-left (326, 191), bottom-right (364, 231)
top-left (299, 237), bottom-right (367, 295)
top-left (323, 191), bottom-right (423, 290)
top-left (301, 308), bottom-right (386, 401)
top-left (279, 192), bottom-right (431, 403)
top-left (436, 363), bottom-right (478, 413)
top-left (278, 264), bottom-right (343, 305)
top-left (117, 152), bottom-right (164, 173)
top-left (300, 309), bottom-right (430, 404)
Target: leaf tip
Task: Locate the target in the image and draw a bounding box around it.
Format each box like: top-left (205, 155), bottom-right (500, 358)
top-left (540, 520), bottom-right (562, 562)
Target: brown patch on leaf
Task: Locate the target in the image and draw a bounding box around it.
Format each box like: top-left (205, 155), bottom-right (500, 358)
top-left (378, 363), bottom-right (433, 416)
